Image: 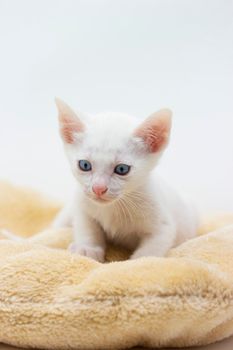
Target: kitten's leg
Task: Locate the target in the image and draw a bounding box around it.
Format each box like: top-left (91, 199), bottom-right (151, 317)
top-left (130, 223), bottom-right (176, 259)
top-left (52, 204), bottom-right (73, 228)
top-left (70, 211), bottom-right (106, 263)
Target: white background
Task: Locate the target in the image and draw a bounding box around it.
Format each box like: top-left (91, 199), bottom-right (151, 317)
top-left (0, 0), bottom-right (232, 213)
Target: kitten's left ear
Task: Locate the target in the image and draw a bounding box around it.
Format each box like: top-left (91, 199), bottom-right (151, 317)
top-left (134, 109), bottom-right (172, 153)
top-left (55, 98), bottom-right (85, 144)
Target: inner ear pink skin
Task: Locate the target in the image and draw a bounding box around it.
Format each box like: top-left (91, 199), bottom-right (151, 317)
top-left (59, 115), bottom-right (84, 144)
top-left (134, 109), bottom-right (172, 153)
top-left (55, 98), bottom-right (84, 144)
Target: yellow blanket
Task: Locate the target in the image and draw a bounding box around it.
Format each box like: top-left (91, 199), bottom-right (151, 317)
top-left (0, 181), bottom-right (233, 349)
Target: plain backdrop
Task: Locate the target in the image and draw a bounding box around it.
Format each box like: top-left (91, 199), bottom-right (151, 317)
top-left (0, 0), bottom-right (232, 214)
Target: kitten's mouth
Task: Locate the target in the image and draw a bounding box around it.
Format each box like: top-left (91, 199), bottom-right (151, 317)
top-left (88, 194), bottom-right (114, 204)
top-left (94, 197), bottom-right (109, 202)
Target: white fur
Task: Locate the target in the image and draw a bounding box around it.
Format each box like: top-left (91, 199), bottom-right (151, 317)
top-left (53, 104), bottom-right (198, 262)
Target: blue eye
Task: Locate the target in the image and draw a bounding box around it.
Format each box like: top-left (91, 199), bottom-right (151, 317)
top-left (78, 160), bottom-right (92, 171)
top-left (114, 164), bottom-right (131, 176)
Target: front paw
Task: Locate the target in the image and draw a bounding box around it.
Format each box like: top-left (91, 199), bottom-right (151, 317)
top-left (130, 247), bottom-right (166, 259)
top-left (69, 243), bottom-right (105, 262)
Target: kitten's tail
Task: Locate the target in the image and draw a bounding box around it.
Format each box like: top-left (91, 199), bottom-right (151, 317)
top-left (0, 229), bottom-right (24, 241)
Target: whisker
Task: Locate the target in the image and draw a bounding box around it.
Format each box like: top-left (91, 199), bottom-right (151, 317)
top-left (120, 197), bottom-right (133, 223)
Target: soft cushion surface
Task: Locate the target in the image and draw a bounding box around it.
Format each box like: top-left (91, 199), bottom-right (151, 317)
top-left (0, 181), bottom-right (233, 349)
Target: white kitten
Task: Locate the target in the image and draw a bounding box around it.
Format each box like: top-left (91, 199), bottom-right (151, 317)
top-left (53, 99), bottom-right (197, 262)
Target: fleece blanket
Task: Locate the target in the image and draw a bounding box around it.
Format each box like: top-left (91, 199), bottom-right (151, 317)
top-left (0, 181), bottom-right (233, 349)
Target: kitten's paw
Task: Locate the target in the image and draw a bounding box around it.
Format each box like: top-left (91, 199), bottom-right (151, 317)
top-left (130, 251), bottom-right (145, 260)
top-left (69, 243), bottom-right (105, 262)
top-left (130, 247), bottom-right (166, 259)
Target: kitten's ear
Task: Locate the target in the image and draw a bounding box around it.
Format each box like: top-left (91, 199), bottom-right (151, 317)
top-left (55, 98), bottom-right (85, 144)
top-left (134, 109), bottom-right (172, 153)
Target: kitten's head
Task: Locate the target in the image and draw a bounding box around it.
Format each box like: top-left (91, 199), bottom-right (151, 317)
top-left (56, 98), bottom-right (172, 205)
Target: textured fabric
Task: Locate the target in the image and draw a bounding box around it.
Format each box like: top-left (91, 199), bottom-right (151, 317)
top-left (0, 181), bottom-right (233, 349)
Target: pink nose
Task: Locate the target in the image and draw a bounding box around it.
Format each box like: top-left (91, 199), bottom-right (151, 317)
top-left (92, 184), bottom-right (108, 197)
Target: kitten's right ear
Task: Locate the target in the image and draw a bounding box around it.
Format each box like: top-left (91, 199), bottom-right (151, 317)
top-left (55, 98), bottom-right (85, 144)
